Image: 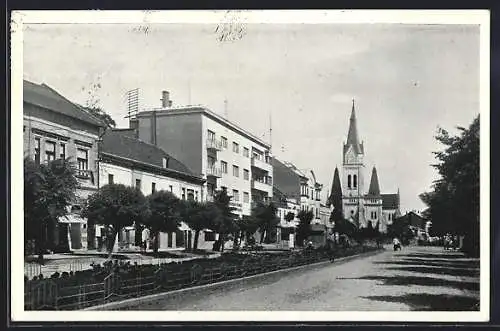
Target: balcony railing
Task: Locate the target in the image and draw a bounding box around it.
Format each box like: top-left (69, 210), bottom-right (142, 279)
top-left (206, 139), bottom-right (223, 151)
top-left (251, 156), bottom-right (272, 172)
top-left (251, 179), bottom-right (271, 192)
top-left (75, 169), bottom-right (95, 184)
top-left (206, 166), bottom-right (222, 178)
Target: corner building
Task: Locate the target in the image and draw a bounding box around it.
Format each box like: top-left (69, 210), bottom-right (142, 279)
top-left (133, 93), bottom-right (273, 218)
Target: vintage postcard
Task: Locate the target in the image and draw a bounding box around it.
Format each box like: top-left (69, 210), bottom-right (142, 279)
top-left (10, 10), bottom-right (490, 322)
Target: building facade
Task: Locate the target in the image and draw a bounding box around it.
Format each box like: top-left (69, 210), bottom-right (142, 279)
top-left (336, 101), bottom-right (401, 233)
top-left (23, 80), bottom-right (105, 251)
top-left (133, 92), bottom-right (273, 219)
top-left (97, 129), bottom-right (210, 251)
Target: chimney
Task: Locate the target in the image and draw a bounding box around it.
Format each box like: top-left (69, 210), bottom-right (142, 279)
top-left (129, 118), bottom-right (139, 139)
top-left (161, 90), bottom-right (173, 108)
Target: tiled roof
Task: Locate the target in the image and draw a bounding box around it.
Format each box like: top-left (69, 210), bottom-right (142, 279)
top-left (381, 193), bottom-right (399, 209)
top-left (23, 80), bottom-right (105, 127)
top-left (101, 130), bottom-right (196, 176)
top-left (368, 167), bottom-right (381, 196)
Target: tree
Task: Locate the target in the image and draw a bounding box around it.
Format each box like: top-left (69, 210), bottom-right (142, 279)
top-left (211, 189), bottom-right (238, 252)
top-left (236, 215), bottom-right (260, 245)
top-left (80, 105), bottom-right (116, 128)
top-left (82, 184), bottom-right (149, 256)
top-left (24, 157), bottom-right (79, 261)
top-left (251, 201), bottom-right (280, 244)
top-left (419, 115), bottom-right (479, 256)
top-left (296, 210), bottom-right (314, 247)
top-left (182, 200), bottom-right (221, 251)
top-left (328, 167), bottom-right (344, 227)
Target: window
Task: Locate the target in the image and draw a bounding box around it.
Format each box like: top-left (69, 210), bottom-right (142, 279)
top-left (221, 161), bottom-right (228, 174)
top-left (243, 169), bottom-right (250, 180)
top-left (60, 143), bottom-right (66, 160)
top-left (347, 175), bottom-right (352, 189)
top-left (108, 174), bottom-right (114, 184)
top-left (169, 185), bottom-right (173, 192)
top-left (182, 188), bottom-right (186, 200)
top-left (45, 141), bottom-right (56, 162)
top-left (232, 142), bottom-right (239, 153)
top-left (207, 156), bottom-right (216, 168)
top-left (221, 136), bottom-right (228, 148)
top-left (205, 231), bottom-right (216, 241)
top-left (371, 211), bottom-right (377, 220)
top-left (195, 191), bottom-right (199, 201)
top-left (310, 190), bottom-right (314, 200)
top-left (34, 137), bottom-right (41, 164)
top-left (77, 148), bottom-right (89, 170)
top-left (135, 179), bottom-right (141, 190)
top-left (232, 190), bottom-right (239, 202)
top-left (353, 174), bottom-right (357, 188)
top-left (187, 190), bottom-right (194, 201)
top-left (243, 192), bottom-right (249, 203)
top-left (243, 147), bottom-right (249, 157)
top-left (163, 157), bottom-right (168, 168)
top-left (207, 130), bottom-right (215, 141)
top-left (233, 165), bottom-right (239, 177)
top-left (152, 182), bottom-right (156, 194)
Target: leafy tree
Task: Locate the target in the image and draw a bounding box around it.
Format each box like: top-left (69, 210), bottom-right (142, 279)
top-left (144, 191), bottom-right (182, 254)
top-left (80, 105), bottom-right (116, 128)
top-left (24, 157), bottom-right (79, 261)
top-left (236, 215), bottom-right (260, 244)
top-left (251, 201), bottom-right (280, 244)
top-left (82, 184), bottom-right (149, 256)
top-left (211, 189), bottom-right (238, 252)
top-left (182, 200), bottom-right (221, 251)
top-left (296, 210), bottom-right (314, 247)
top-left (419, 115), bottom-right (479, 256)
top-left (284, 212), bottom-right (295, 223)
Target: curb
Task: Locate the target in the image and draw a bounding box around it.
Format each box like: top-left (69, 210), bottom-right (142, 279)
top-left (84, 247), bottom-right (385, 311)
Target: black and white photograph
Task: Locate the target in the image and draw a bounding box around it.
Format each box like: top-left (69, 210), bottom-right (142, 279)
top-left (10, 10), bottom-right (490, 322)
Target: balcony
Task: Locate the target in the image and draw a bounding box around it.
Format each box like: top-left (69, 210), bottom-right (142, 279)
top-left (206, 139), bottom-right (222, 151)
top-left (75, 169), bottom-right (95, 185)
top-left (251, 179), bottom-right (271, 193)
top-left (206, 166), bottom-right (222, 178)
top-left (251, 156), bottom-right (272, 173)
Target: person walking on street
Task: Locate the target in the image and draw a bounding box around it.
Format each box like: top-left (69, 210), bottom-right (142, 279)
top-left (393, 237), bottom-right (401, 251)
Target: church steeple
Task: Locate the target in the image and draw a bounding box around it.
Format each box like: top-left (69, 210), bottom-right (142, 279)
top-left (368, 166), bottom-right (381, 196)
top-left (345, 99), bottom-right (364, 155)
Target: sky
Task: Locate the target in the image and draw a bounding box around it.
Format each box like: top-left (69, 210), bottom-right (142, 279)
top-left (22, 22), bottom-right (480, 213)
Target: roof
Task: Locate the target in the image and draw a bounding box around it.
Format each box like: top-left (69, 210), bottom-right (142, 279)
top-left (137, 106), bottom-right (270, 149)
top-left (23, 80), bottom-right (105, 127)
top-left (344, 100), bottom-right (364, 155)
top-left (367, 167), bottom-right (381, 196)
top-left (272, 158), bottom-right (302, 198)
top-left (381, 193), bottom-right (399, 209)
top-left (101, 130), bottom-right (197, 177)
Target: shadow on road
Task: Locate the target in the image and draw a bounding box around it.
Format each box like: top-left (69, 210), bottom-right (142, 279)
top-left (337, 275), bottom-right (479, 291)
top-left (384, 266), bottom-right (479, 278)
top-left (362, 293), bottom-right (479, 311)
top-left (373, 260), bottom-right (479, 270)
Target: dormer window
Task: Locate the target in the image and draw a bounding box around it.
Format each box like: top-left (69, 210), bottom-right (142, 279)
top-left (163, 157), bottom-right (168, 168)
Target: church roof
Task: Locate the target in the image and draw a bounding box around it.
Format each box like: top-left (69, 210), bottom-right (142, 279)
top-left (344, 100), bottom-right (364, 155)
top-left (381, 193), bottom-right (399, 209)
top-left (367, 167), bottom-right (381, 196)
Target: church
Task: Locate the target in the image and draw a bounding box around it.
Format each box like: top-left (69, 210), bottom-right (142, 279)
top-left (329, 101), bottom-right (401, 233)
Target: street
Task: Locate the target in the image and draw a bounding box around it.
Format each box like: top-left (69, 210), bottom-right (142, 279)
top-left (128, 245), bottom-right (480, 311)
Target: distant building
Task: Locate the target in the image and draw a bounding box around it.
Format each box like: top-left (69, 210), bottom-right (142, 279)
top-left (395, 211), bottom-right (428, 238)
top-left (97, 129), bottom-right (208, 251)
top-left (272, 158), bottom-right (325, 246)
top-left (132, 91), bottom-right (273, 219)
top-left (23, 80), bottom-right (105, 251)
top-left (329, 101), bottom-right (401, 233)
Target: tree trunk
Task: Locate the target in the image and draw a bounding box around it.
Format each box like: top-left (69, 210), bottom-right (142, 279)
top-left (193, 230), bottom-right (200, 251)
top-left (220, 234), bottom-right (225, 253)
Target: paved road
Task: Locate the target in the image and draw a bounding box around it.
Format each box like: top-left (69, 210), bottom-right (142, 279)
top-left (129, 245), bottom-right (480, 311)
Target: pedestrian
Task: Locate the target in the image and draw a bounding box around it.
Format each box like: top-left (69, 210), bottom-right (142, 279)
top-left (326, 232), bottom-right (336, 262)
top-left (393, 237), bottom-right (401, 251)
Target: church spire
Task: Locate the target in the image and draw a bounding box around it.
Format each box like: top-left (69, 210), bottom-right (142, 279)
top-left (368, 166), bottom-right (381, 196)
top-left (346, 99), bottom-right (363, 154)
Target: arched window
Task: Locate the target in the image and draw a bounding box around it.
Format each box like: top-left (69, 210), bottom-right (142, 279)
top-left (348, 175), bottom-right (352, 188)
top-left (353, 174), bottom-right (357, 188)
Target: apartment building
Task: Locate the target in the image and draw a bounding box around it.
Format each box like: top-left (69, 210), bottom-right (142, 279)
top-left (23, 80), bottom-right (105, 251)
top-left (132, 91), bottom-right (273, 218)
top-left (98, 129), bottom-right (207, 250)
